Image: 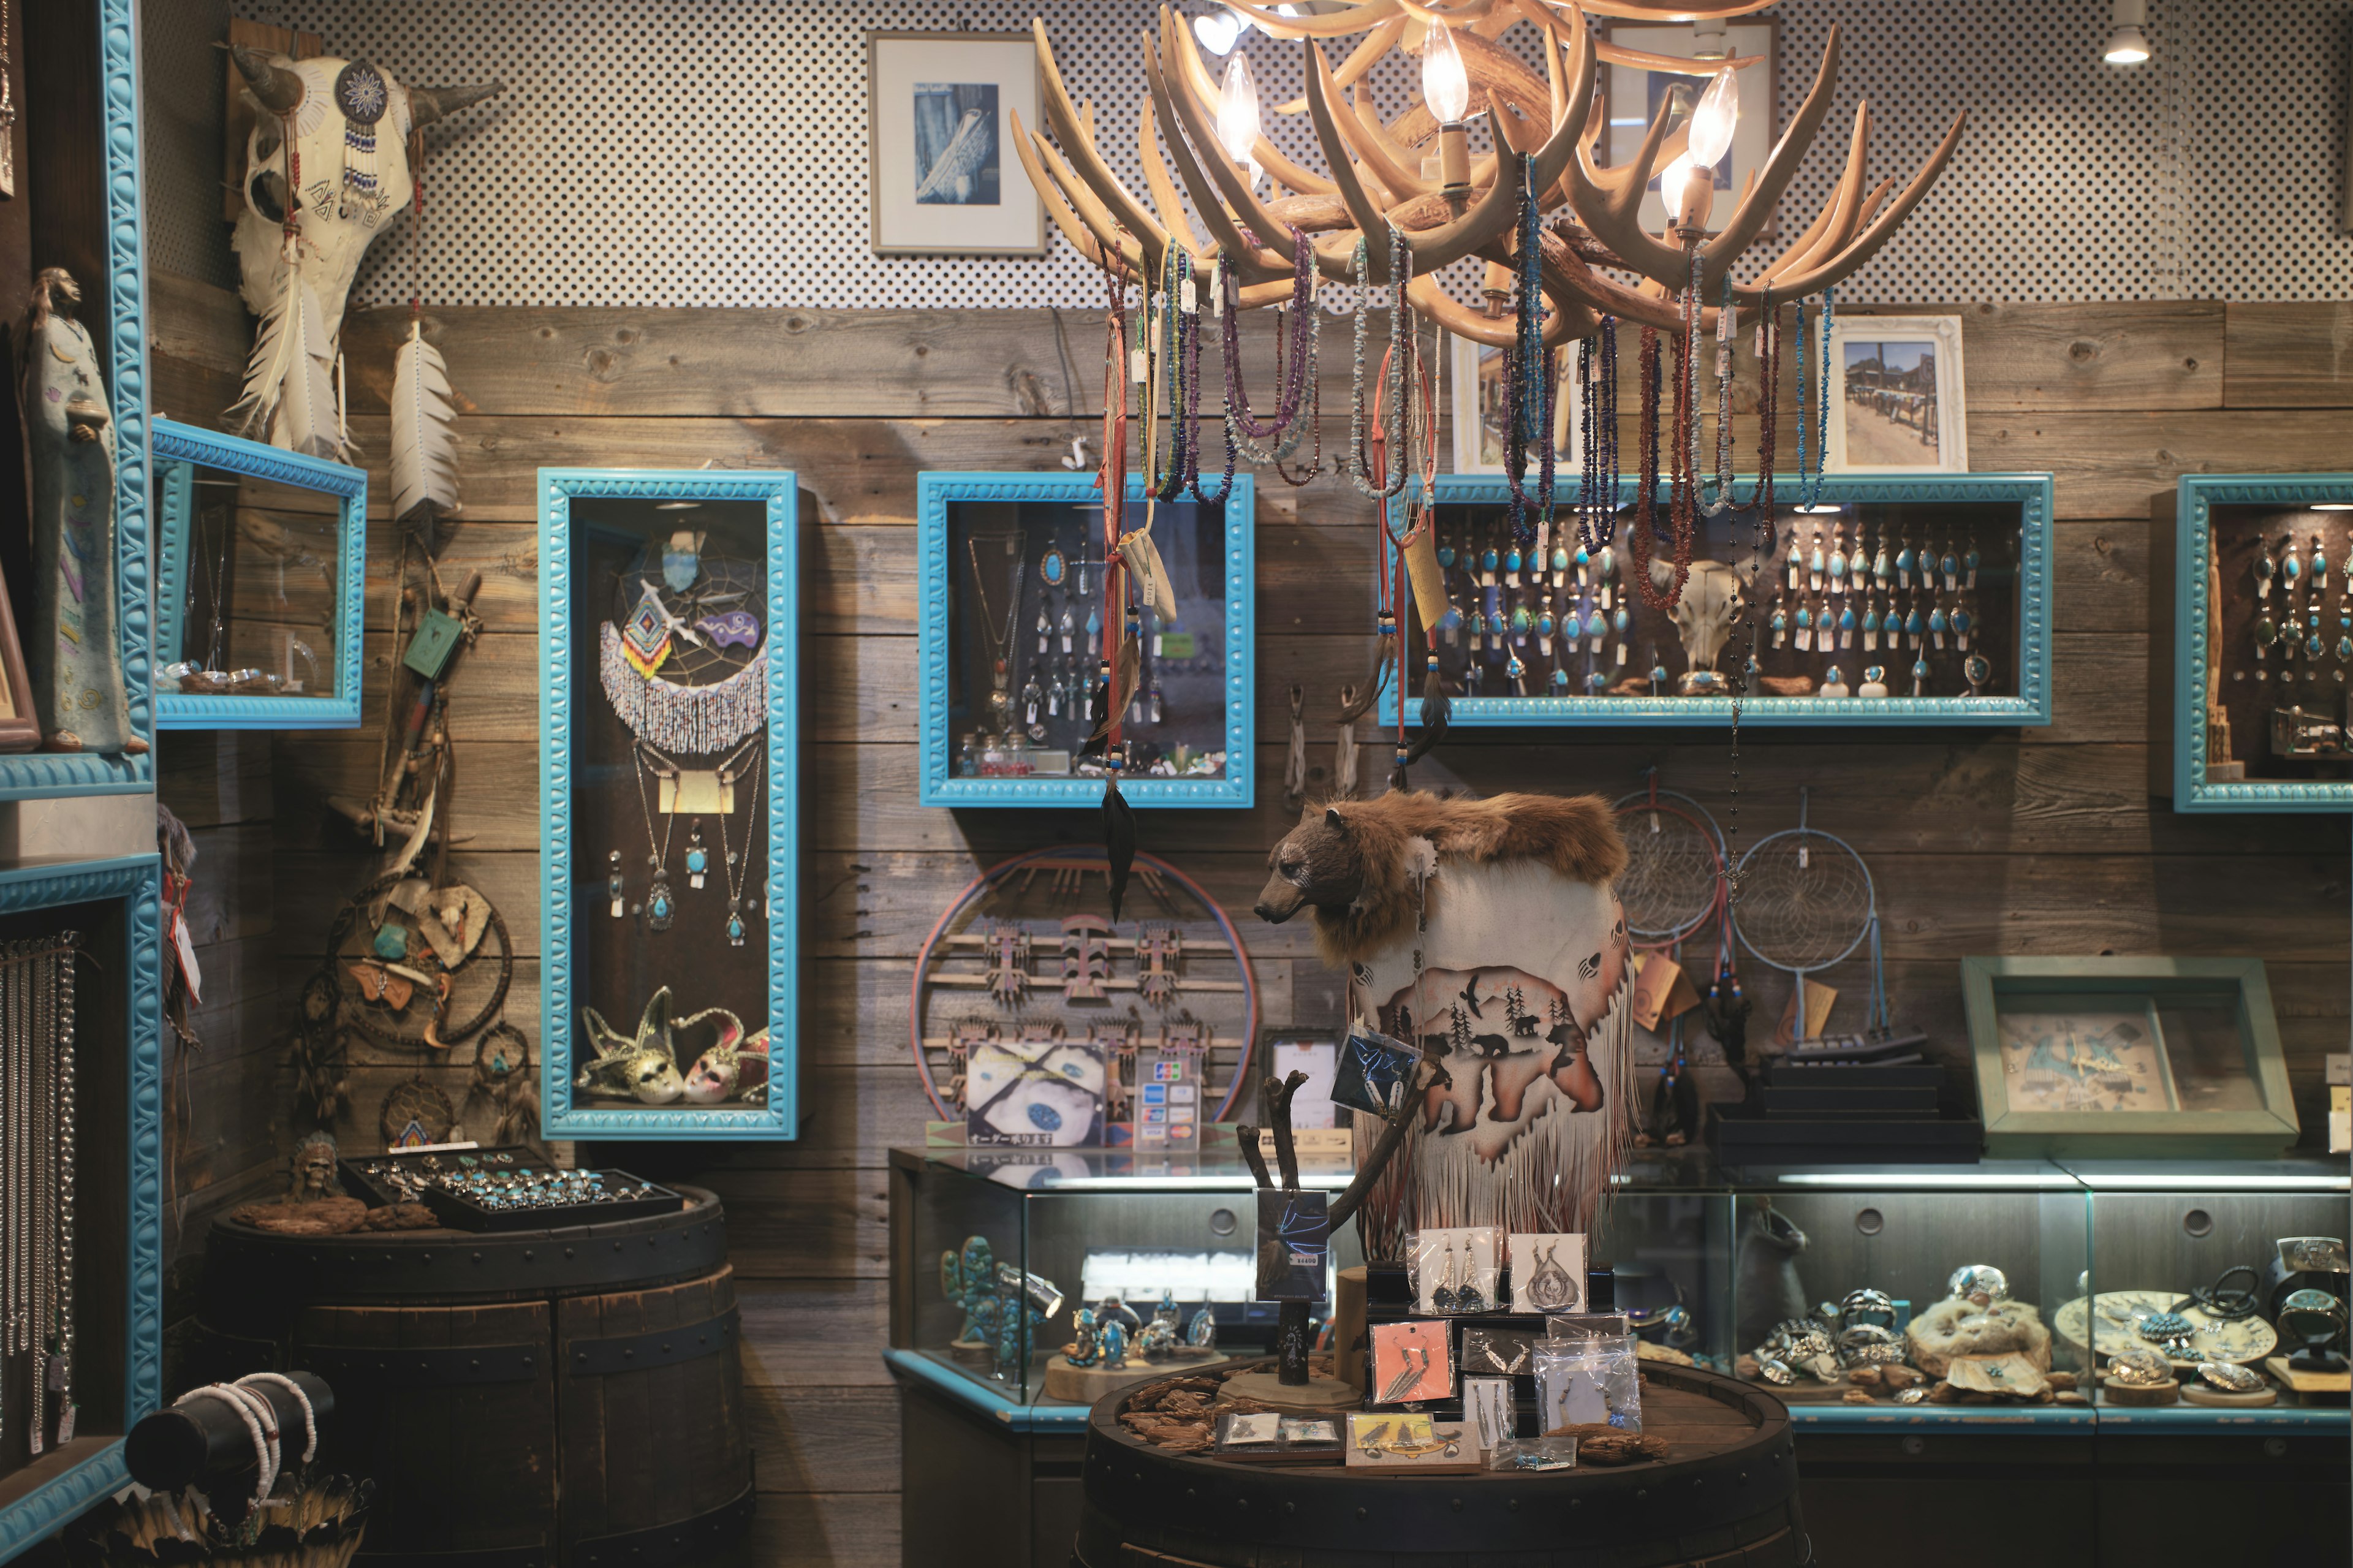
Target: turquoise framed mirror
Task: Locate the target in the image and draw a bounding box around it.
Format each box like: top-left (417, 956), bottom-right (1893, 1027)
top-left (150, 419), bottom-right (368, 729)
top-left (537, 469), bottom-right (801, 1138)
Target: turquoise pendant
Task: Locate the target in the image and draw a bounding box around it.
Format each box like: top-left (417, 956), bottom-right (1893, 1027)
top-left (1438, 542), bottom-right (1457, 568)
top-left (1481, 543), bottom-right (1500, 574)
top-left (727, 908), bottom-right (747, 947)
top-left (1597, 547), bottom-right (1615, 581)
top-left (647, 869), bottom-right (675, 932)
top-left (1585, 609), bottom-right (1608, 643)
top-left (373, 921), bottom-right (409, 960)
top-left (1551, 543), bottom-right (1571, 575)
top-left (1503, 546), bottom-right (1523, 575)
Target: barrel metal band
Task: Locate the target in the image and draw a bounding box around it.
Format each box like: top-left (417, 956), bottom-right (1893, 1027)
top-left (566, 1304), bottom-right (741, 1376)
top-left (305, 1342), bottom-right (542, 1387)
top-left (573, 1478), bottom-right (756, 1567)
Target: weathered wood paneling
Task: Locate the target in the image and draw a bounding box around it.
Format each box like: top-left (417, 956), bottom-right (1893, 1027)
top-left (146, 278), bottom-right (2353, 1566)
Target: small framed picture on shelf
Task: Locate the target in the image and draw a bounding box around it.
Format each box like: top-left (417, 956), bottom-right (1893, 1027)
top-left (1449, 333), bottom-right (1583, 475)
top-left (1961, 956), bottom-right (2300, 1159)
top-left (1597, 18), bottom-right (1779, 238)
top-left (1825, 314), bottom-right (1969, 474)
top-left (866, 32), bottom-right (1045, 256)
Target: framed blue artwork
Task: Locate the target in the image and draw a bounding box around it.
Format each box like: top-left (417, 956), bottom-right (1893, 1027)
top-left (1377, 473), bottom-right (2054, 729)
top-left (0, 0), bottom-right (153, 800)
top-left (2159, 473), bottom-right (2353, 812)
top-left (917, 472), bottom-right (1254, 806)
top-left (0, 853), bottom-right (164, 1565)
top-left (538, 470), bottom-right (801, 1138)
top-left (150, 420), bottom-right (368, 729)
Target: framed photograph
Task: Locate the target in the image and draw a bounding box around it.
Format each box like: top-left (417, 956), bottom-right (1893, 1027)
top-left (1961, 956), bottom-right (2300, 1158)
top-left (1599, 20), bottom-right (1779, 238)
top-left (867, 32), bottom-right (1045, 256)
top-left (1449, 333), bottom-right (1583, 475)
top-left (1825, 314), bottom-right (1970, 473)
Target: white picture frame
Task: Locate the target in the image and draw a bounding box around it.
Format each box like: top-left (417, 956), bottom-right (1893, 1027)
top-left (867, 32), bottom-right (1045, 257)
top-left (1824, 314), bottom-right (1970, 474)
top-left (1449, 334), bottom-right (1584, 476)
top-left (1599, 20), bottom-right (1779, 240)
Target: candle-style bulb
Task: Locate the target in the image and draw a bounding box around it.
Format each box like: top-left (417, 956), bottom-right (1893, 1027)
top-left (1686, 67), bottom-right (1739, 168)
top-left (1421, 22), bottom-right (1471, 125)
top-left (1216, 51), bottom-right (1261, 170)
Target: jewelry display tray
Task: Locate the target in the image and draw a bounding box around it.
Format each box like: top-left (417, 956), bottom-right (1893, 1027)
top-left (338, 1148), bottom-right (687, 1232)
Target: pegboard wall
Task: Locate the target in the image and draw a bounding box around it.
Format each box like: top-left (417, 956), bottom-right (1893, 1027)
top-left (150, 0), bottom-right (2349, 309)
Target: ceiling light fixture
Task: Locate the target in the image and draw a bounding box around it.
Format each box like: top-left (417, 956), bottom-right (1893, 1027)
top-left (2104, 0), bottom-right (2151, 65)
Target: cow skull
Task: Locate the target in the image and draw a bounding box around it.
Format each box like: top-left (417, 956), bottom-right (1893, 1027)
top-left (1651, 556), bottom-right (1757, 695)
top-left (226, 45), bottom-right (498, 456)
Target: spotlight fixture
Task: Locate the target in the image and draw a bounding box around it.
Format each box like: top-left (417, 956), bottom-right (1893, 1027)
top-left (2104, 0), bottom-right (2151, 65)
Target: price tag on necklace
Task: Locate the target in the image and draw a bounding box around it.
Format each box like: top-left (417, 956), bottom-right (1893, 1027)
top-left (1180, 276), bottom-right (1197, 313)
top-left (1131, 347), bottom-right (1148, 385)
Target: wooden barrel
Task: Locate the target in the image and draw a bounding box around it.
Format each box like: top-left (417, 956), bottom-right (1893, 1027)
top-left (1073, 1359), bottom-right (1807, 1568)
top-left (197, 1187), bottom-right (752, 1568)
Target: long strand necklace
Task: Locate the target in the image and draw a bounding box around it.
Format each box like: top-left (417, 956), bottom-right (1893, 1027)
top-left (49, 940), bottom-right (74, 1446)
top-left (716, 746), bottom-right (767, 947)
top-left (965, 536), bottom-right (1023, 731)
top-left (1724, 291), bottom-right (1779, 901)
top-left (1709, 273), bottom-right (1741, 512)
top-left (1577, 318), bottom-right (1621, 549)
top-left (1346, 230), bottom-right (1411, 500)
top-left (1186, 251), bottom-right (1234, 504)
top-left (1271, 303), bottom-right (1324, 485)
top-left (1793, 287), bottom-right (1836, 510)
top-left (1150, 246), bottom-right (1194, 502)
top-left (1224, 229), bottom-right (1315, 447)
top-left (631, 747), bottom-right (679, 931)
top-left (1501, 163), bottom-right (1558, 543)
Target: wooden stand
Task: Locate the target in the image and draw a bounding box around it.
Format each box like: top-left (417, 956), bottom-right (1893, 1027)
top-left (1044, 1352), bottom-right (1227, 1404)
top-left (2098, 1376), bottom-right (2179, 1406)
top-left (2265, 1355), bottom-right (2351, 1396)
top-left (1217, 1369), bottom-right (1363, 1411)
top-left (2181, 1381), bottom-right (2277, 1408)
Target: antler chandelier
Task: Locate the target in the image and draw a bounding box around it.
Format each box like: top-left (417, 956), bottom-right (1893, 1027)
top-left (1015, 1), bottom-right (1964, 345)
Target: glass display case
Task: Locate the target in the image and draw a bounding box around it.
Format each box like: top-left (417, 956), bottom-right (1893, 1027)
top-left (1377, 473), bottom-right (2052, 727)
top-left (891, 1146), bottom-right (2350, 1434)
top-left (2158, 474), bottom-right (2353, 810)
top-left (536, 469), bottom-right (801, 1138)
top-left (150, 419), bottom-right (368, 729)
top-left (916, 472), bottom-right (1254, 807)
top-left (889, 1147), bottom-right (1360, 1423)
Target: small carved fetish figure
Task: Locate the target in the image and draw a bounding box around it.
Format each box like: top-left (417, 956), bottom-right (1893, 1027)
top-left (985, 921), bottom-right (1031, 1006)
top-left (1064, 1307), bottom-right (1103, 1368)
top-left (18, 270), bottom-right (142, 756)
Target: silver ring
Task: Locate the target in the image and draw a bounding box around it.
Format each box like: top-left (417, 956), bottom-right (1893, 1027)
top-left (1840, 1288), bottom-right (1895, 1330)
top-left (1756, 1355), bottom-right (1796, 1386)
top-left (2194, 1361), bottom-right (2265, 1393)
top-left (1946, 1264), bottom-right (2010, 1303)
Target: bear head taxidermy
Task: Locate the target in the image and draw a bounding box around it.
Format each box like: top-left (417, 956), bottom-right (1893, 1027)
top-left (1261, 791), bottom-right (1636, 1235)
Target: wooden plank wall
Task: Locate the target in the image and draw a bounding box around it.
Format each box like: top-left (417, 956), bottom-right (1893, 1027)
top-left (150, 275), bottom-right (2353, 1567)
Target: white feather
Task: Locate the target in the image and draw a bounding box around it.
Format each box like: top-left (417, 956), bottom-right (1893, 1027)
top-left (391, 322), bottom-right (461, 522)
top-left (227, 274), bottom-right (344, 460)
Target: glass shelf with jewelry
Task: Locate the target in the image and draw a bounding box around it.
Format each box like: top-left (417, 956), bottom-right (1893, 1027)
top-left (1378, 472), bottom-right (2052, 729)
top-left (537, 469), bottom-right (801, 1140)
top-left (889, 1146), bottom-right (1357, 1419)
top-left (2158, 474), bottom-right (2353, 811)
top-left (150, 420), bottom-right (368, 730)
top-left (917, 472), bottom-right (1254, 807)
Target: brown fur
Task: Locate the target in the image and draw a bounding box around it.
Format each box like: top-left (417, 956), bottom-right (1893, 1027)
top-left (1261, 791), bottom-right (1627, 966)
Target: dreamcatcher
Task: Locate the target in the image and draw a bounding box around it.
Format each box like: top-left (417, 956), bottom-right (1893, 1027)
top-left (1730, 789), bottom-right (1887, 1050)
top-left (1610, 774), bottom-right (1738, 1142)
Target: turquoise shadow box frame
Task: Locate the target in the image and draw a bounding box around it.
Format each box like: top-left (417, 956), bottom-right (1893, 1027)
top-left (2163, 472), bottom-right (2353, 812)
top-left (0, 855), bottom-right (164, 1565)
top-left (916, 472), bottom-right (1255, 807)
top-left (1378, 472), bottom-right (2054, 728)
top-left (0, 0), bottom-right (152, 798)
top-left (537, 470), bottom-right (801, 1139)
top-left (150, 419), bottom-right (368, 730)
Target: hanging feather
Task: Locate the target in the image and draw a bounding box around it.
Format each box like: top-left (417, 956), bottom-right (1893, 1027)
top-left (391, 320), bottom-right (461, 523)
top-left (1402, 654), bottom-right (1450, 767)
top-left (1102, 777), bottom-right (1136, 923)
top-left (227, 274), bottom-right (343, 460)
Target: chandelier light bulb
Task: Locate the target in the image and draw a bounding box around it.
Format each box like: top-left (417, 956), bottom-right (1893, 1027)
top-left (1193, 7), bottom-right (1249, 57)
top-left (1217, 51), bottom-right (1262, 169)
top-left (2104, 0), bottom-right (2151, 63)
top-left (1686, 68), bottom-right (1740, 169)
top-left (1421, 22), bottom-right (1471, 126)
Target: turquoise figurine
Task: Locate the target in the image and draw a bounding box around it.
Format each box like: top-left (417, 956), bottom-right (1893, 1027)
top-left (21, 271), bottom-right (140, 757)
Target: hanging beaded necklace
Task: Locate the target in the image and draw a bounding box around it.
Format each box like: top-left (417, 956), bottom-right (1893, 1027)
top-left (1792, 287), bottom-right (1836, 510)
top-left (1500, 163), bottom-right (1558, 544)
top-left (1722, 290), bottom-right (1781, 901)
top-left (1576, 317), bottom-right (1621, 550)
top-left (1223, 229), bottom-right (1316, 448)
top-left (1346, 229), bottom-right (1412, 501)
top-left (1627, 325), bottom-right (1694, 613)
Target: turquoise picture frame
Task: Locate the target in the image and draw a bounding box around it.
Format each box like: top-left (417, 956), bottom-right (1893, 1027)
top-left (1960, 955), bottom-right (2299, 1161)
top-left (0, 853), bottom-right (164, 1565)
top-left (537, 470), bottom-right (801, 1140)
top-left (1377, 472), bottom-right (2054, 728)
top-left (916, 472), bottom-right (1255, 807)
top-left (0, 0), bottom-right (153, 800)
top-left (2162, 473), bottom-right (2353, 812)
top-left (149, 420), bottom-right (368, 730)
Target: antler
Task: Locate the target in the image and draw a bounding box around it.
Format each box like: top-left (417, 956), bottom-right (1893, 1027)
top-left (1023, 2), bottom-right (1961, 338)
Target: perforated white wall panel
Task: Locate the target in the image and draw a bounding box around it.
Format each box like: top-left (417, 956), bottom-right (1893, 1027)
top-left (165, 0), bottom-right (2351, 309)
